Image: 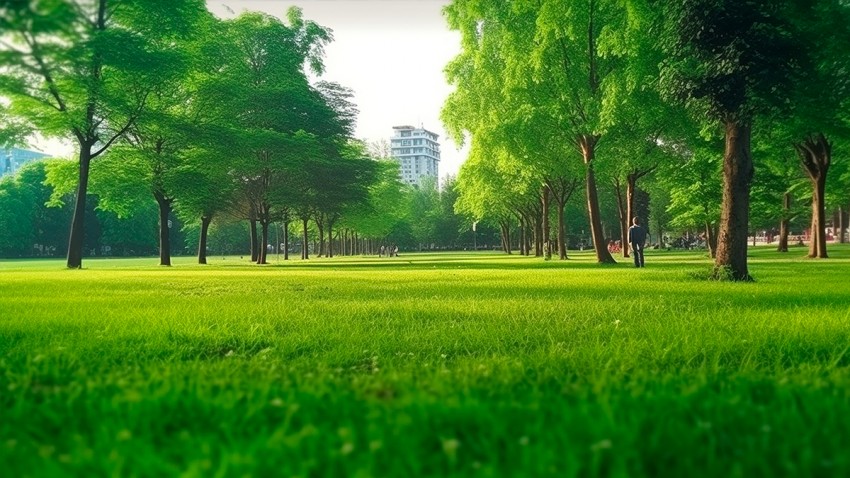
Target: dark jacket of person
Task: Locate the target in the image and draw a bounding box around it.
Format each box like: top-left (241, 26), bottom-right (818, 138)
top-left (628, 225), bottom-right (647, 245)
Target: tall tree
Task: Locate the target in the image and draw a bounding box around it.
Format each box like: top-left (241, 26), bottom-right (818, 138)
top-left (655, 0), bottom-right (803, 279)
top-left (211, 10), bottom-right (331, 264)
top-left (0, 0), bottom-right (206, 268)
top-left (784, 1), bottom-right (850, 258)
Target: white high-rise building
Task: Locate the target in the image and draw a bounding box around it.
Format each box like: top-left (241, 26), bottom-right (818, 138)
top-left (390, 125), bottom-right (440, 187)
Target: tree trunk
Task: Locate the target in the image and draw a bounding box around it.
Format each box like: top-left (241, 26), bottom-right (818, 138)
top-left (580, 135), bottom-right (615, 264)
top-left (557, 200), bottom-right (568, 260)
top-left (301, 218), bottom-right (310, 259)
top-left (66, 147), bottom-right (93, 268)
top-left (154, 192), bottom-right (172, 266)
top-left (249, 220), bottom-right (258, 262)
top-left (500, 221), bottom-right (511, 254)
top-left (533, 208), bottom-right (542, 257)
top-left (625, 174), bottom-right (639, 256)
top-left (705, 222), bottom-right (718, 259)
top-left (198, 215), bottom-right (211, 264)
top-left (541, 185), bottom-right (551, 259)
top-left (283, 221), bottom-right (290, 260)
top-left (808, 174), bottom-right (828, 258)
top-left (795, 133), bottom-right (831, 259)
top-left (257, 220), bottom-right (269, 264)
top-left (316, 217), bottom-right (325, 258)
top-left (518, 216), bottom-right (526, 255)
top-left (778, 192), bottom-right (790, 252)
top-left (327, 221), bottom-right (334, 258)
top-left (713, 121), bottom-right (753, 280)
top-left (839, 206), bottom-right (846, 244)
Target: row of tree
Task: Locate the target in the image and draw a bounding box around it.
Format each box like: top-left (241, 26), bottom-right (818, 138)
top-left (0, 1), bottom-right (402, 267)
top-left (0, 160), bottom-right (498, 258)
top-left (6, 146), bottom-right (842, 261)
top-left (441, 0), bottom-right (850, 280)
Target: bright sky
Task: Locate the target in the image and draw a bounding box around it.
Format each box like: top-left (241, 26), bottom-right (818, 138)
top-left (209, 0), bottom-right (468, 178)
top-left (37, 0), bottom-right (469, 178)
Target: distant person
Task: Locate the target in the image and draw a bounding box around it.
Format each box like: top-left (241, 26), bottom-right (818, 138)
top-left (628, 217), bottom-right (647, 268)
top-left (379, 245), bottom-right (385, 257)
top-left (393, 245), bottom-right (399, 257)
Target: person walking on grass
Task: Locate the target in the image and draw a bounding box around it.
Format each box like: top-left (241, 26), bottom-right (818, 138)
top-left (628, 217), bottom-right (647, 268)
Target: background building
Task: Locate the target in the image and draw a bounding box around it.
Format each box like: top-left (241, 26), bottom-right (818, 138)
top-left (2, 147), bottom-right (49, 177)
top-left (390, 125), bottom-right (440, 187)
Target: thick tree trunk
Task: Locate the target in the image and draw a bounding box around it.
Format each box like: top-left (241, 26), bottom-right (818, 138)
top-left (154, 192), bottom-right (172, 266)
top-left (301, 218), bottom-right (310, 259)
top-left (778, 193), bottom-right (790, 253)
top-left (257, 220), bottom-right (269, 264)
top-left (580, 135), bottom-right (616, 264)
top-left (66, 147), bottom-right (93, 268)
top-left (249, 220), bottom-right (258, 262)
top-left (557, 201), bottom-right (568, 260)
top-left (198, 215), bottom-right (211, 264)
top-left (795, 133), bottom-right (831, 259)
top-left (809, 175), bottom-right (828, 258)
top-left (705, 222), bottom-right (718, 259)
top-left (839, 206), bottom-right (846, 244)
top-left (713, 121), bottom-right (753, 280)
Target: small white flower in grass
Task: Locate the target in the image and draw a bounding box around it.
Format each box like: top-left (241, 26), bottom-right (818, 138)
top-left (441, 354), bottom-right (447, 359)
top-left (225, 350), bottom-right (235, 357)
top-left (269, 398), bottom-right (284, 407)
top-left (613, 319), bottom-right (621, 327)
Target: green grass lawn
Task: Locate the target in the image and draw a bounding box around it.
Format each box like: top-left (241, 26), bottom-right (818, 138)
top-left (2, 246), bottom-right (850, 477)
